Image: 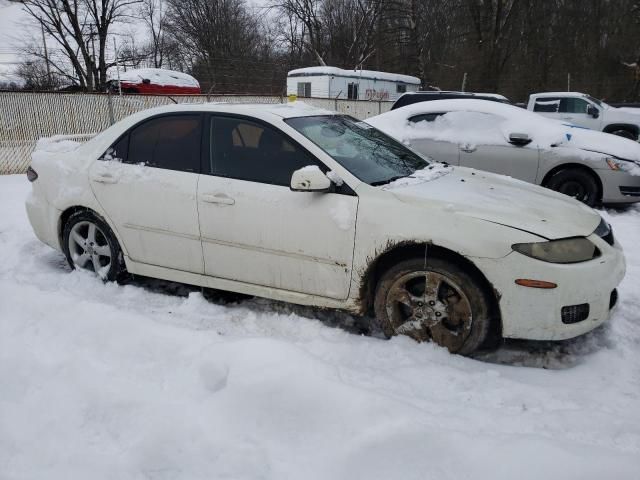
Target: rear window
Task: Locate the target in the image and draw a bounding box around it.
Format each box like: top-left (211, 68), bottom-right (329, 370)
top-left (128, 114), bottom-right (202, 172)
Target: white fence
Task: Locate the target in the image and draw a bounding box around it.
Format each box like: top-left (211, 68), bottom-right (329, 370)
top-left (0, 92), bottom-right (392, 174)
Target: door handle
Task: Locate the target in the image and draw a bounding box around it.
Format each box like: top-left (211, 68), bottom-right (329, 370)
top-left (460, 144), bottom-right (476, 153)
top-left (91, 173), bottom-right (118, 184)
top-left (201, 193), bottom-right (235, 205)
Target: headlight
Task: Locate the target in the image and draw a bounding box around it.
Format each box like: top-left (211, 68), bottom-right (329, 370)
top-left (606, 157), bottom-right (623, 170)
top-left (512, 237), bottom-right (600, 263)
top-left (606, 157), bottom-right (640, 173)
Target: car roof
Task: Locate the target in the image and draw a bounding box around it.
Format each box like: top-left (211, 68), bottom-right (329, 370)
top-left (531, 92), bottom-right (588, 98)
top-left (127, 101), bottom-right (336, 121)
top-left (392, 91), bottom-right (510, 110)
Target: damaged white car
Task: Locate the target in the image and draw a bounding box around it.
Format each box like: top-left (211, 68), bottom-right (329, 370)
top-left (367, 99), bottom-right (640, 206)
top-left (26, 103), bottom-right (625, 355)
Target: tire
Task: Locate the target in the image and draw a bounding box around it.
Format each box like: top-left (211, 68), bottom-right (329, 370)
top-left (373, 257), bottom-right (491, 355)
top-left (609, 129), bottom-right (637, 140)
top-left (62, 210), bottom-right (125, 282)
top-left (545, 168), bottom-right (599, 206)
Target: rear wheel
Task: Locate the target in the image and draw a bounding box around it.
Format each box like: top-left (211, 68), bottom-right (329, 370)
top-left (62, 210), bottom-right (124, 281)
top-left (545, 168), bottom-right (599, 206)
top-left (373, 257), bottom-right (491, 355)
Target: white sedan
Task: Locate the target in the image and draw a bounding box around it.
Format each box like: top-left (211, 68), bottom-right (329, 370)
top-left (26, 102), bottom-right (625, 355)
top-left (367, 99), bottom-right (640, 206)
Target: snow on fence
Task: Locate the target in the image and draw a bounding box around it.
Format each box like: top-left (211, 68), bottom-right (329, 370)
top-left (0, 92), bottom-right (392, 174)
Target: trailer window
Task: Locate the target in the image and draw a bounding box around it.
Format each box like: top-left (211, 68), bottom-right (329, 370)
top-left (348, 83), bottom-right (359, 100)
top-left (297, 82), bottom-right (311, 98)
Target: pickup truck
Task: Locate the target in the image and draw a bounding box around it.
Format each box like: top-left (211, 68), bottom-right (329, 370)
top-left (527, 92), bottom-right (640, 140)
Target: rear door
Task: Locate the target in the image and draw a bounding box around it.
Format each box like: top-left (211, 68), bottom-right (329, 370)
top-left (197, 115), bottom-right (358, 299)
top-left (532, 96), bottom-right (562, 121)
top-left (89, 113), bottom-right (204, 273)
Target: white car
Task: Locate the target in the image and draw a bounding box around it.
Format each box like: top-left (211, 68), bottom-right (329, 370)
top-left (528, 92), bottom-right (640, 140)
top-left (26, 102), bottom-right (625, 355)
top-left (367, 99), bottom-right (640, 206)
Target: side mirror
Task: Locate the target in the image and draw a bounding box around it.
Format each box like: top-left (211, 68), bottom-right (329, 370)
top-left (142, 78), bottom-right (151, 85)
top-left (587, 104), bottom-right (599, 118)
top-left (508, 132), bottom-right (532, 146)
top-left (290, 165), bottom-right (332, 192)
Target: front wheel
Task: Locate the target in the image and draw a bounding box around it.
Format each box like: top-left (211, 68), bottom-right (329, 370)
top-left (373, 257), bottom-right (491, 355)
top-left (545, 168), bottom-right (599, 206)
top-left (62, 210), bottom-right (124, 281)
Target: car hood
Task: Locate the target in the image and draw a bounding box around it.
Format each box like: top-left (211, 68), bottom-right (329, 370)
top-left (384, 166), bottom-right (600, 240)
top-left (563, 126), bottom-right (640, 163)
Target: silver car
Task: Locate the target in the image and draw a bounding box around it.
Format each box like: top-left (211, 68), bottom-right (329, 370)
top-left (367, 99), bottom-right (640, 206)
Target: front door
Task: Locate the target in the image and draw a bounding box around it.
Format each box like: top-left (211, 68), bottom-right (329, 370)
top-left (197, 115), bottom-right (358, 299)
top-left (89, 113), bottom-right (204, 273)
top-left (459, 143), bottom-right (540, 183)
top-left (557, 97), bottom-right (602, 130)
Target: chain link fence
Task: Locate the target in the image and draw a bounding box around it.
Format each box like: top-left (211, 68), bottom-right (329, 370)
top-left (0, 92), bottom-right (392, 175)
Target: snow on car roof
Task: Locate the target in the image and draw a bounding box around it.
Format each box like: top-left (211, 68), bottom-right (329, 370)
top-left (366, 99), bottom-right (640, 162)
top-left (288, 66), bottom-right (420, 84)
top-left (402, 91), bottom-right (508, 101)
top-left (107, 68), bottom-right (200, 88)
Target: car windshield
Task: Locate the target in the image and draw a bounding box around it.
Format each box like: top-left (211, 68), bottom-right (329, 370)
top-left (586, 95), bottom-right (610, 109)
top-left (285, 115), bottom-right (428, 185)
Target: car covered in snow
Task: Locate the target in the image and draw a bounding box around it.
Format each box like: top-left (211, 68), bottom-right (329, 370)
top-left (107, 68), bottom-right (201, 95)
top-left (26, 102), bottom-right (625, 355)
top-left (528, 92), bottom-right (640, 140)
top-left (367, 99), bottom-right (640, 206)
top-left (391, 90), bottom-right (511, 110)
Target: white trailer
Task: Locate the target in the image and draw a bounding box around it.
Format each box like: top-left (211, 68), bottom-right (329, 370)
top-left (287, 67), bottom-right (421, 102)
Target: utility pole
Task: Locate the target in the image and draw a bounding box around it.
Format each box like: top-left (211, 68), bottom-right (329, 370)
top-left (89, 24), bottom-right (97, 90)
top-left (113, 37), bottom-right (122, 96)
top-left (41, 24), bottom-right (52, 87)
top-left (461, 72), bottom-right (468, 92)
top-left (567, 73), bottom-right (571, 92)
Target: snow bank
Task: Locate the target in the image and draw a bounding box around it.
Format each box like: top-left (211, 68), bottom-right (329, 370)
top-left (1, 174), bottom-right (640, 478)
top-left (108, 68), bottom-right (200, 88)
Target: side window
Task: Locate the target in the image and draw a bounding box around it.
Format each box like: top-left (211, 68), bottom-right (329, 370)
top-left (297, 82), bottom-right (311, 98)
top-left (210, 116), bottom-right (321, 186)
top-left (533, 98), bottom-right (560, 113)
top-left (396, 84), bottom-right (407, 94)
top-left (560, 98), bottom-right (589, 114)
top-left (128, 114), bottom-right (201, 172)
top-left (408, 113), bottom-right (445, 124)
top-left (102, 133), bottom-right (129, 162)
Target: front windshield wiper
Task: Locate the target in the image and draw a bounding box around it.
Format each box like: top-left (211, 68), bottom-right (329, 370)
top-left (370, 175), bottom-right (410, 186)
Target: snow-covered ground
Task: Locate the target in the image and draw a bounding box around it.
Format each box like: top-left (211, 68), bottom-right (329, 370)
top-left (1, 173), bottom-right (639, 479)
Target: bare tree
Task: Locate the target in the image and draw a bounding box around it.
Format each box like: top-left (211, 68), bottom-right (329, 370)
top-left (166, 0), bottom-right (264, 90)
top-left (140, 0), bottom-right (166, 68)
top-left (21, 0), bottom-right (141, 91)
top-left (322, 0), bottom-right (383, 69)
top-left (269, 0), bottom-right (327, 65)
